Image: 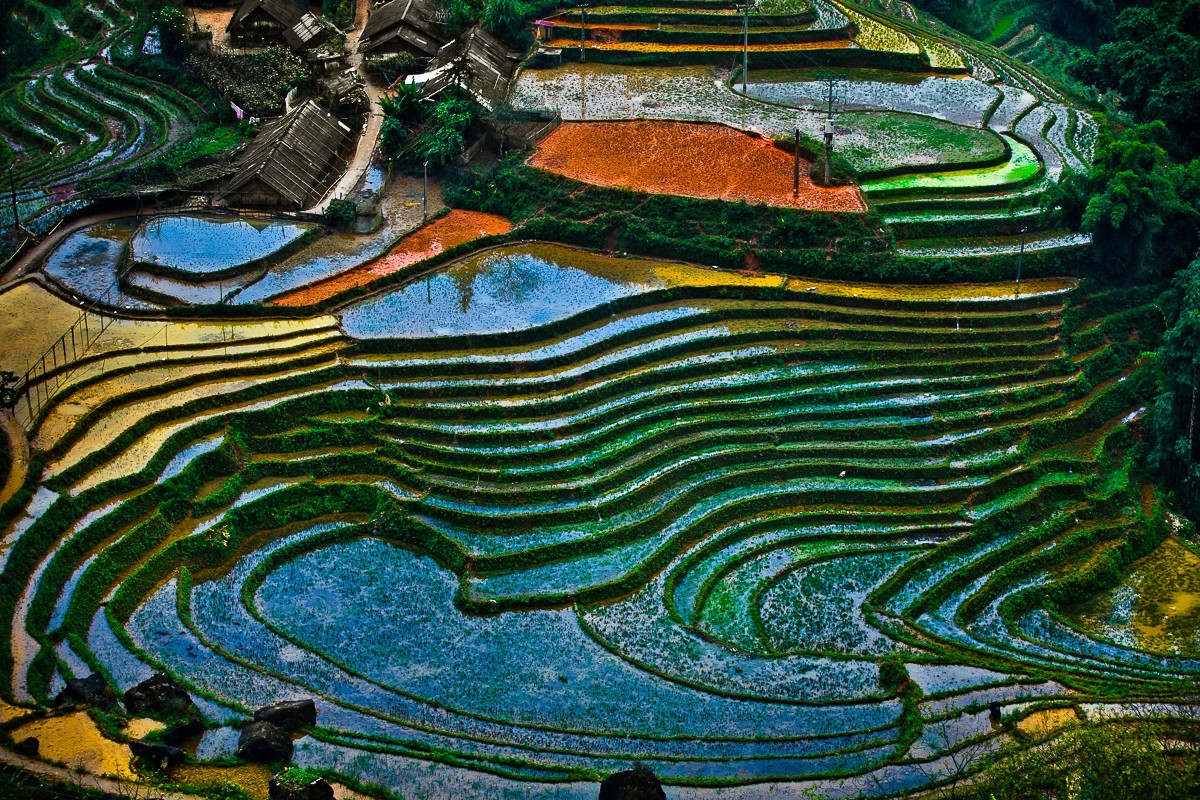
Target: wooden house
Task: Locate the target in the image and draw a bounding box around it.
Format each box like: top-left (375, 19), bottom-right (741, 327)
top-left (227, 0), bottom-right (308, 46)
top-left (423, 25), bottom-right (521, 110)
top-left (218, 100), bottom-right (354, 210)
top-left (358, 0), bottom-right (446, 58)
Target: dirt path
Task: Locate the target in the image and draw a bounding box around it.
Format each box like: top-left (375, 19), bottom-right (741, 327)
top-left (0, 411), bottom-right (29, 508)
top-left (308, 0), bottom-right (385, 212)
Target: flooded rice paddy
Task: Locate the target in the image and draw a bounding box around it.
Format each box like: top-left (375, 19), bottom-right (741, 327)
top-left (338, 243), bottom-right (780, 338)
top-left (131, 215), bottom-right (314, 275)
top-left (529, 120), bottom-right (865, 211)
top-left (270, 210), bottom-right (513, 307)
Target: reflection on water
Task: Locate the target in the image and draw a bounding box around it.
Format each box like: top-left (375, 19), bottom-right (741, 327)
top-left (132, 215), bottom-right (313, 275)
top-left (43, 220), bottom-right (155, 308)
top-left (339, 244), bottom-right (751, 339)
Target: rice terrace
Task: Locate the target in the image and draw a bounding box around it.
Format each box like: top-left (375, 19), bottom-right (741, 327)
top-left (2, 0), bottom-right (1200, 799)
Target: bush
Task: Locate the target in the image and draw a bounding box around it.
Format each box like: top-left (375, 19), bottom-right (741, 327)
top-left (324, 198), bottom-right (357, 228)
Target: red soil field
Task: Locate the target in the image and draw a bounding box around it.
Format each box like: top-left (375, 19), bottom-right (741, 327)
top-left (528, 121), bottom-right (865, 212)
top-left (270, 210), bottom-right (513, 307)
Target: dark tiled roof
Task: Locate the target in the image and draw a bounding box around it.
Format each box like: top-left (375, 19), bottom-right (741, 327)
top-left (219, 100), bottom-right (353, 209)
top-left (229, 0), bottom-right (307, 31)
top-left (360, 0), bottom-right (446, 54)
top-left (424, 26), bottom-right (520, 108)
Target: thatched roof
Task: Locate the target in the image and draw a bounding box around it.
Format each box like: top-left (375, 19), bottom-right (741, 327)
top-left (218, 100), bottom-right (353, 209)
top-left (228, 0), bottom-right (307, 31)
top-left (359, 0), bottom-right (446, 55)
top-left (424, 26), bottom-right (520, 109)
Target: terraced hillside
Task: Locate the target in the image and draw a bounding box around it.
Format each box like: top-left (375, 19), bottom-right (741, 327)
top-left (0, 243), bottom-right (1177, 798)
top-left (519, 0), bottom-right (1099, 258)
top-left (0, 0), bottom-right (209, 236)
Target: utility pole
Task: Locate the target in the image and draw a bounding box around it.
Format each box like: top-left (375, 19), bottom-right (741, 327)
top-left (793, 128), bottom-right (800, 199)
top-left (734, 2), bottom-right (750, 92)
top-left (822, 79), bottom-right (836, 185)
top-left (7, 168), bottom-right (19, 232)
top-left (579, 4), bottom-right (589, 63)
top-left (1016, 225), bottom-right (1028, 294)
top-left (423, 160), bottom-right (428, 222)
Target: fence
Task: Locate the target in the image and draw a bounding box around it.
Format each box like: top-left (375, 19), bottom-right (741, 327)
top-left (8, 276), bottom-right (129, 432)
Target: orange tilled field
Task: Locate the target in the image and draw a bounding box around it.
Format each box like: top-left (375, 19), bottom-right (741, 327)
top-left (528, 120), bottom-right (865, 212)
top-left (270, 210), bottom-right (513, 307)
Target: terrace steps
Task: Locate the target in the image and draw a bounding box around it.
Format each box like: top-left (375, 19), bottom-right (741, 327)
top-left (1, 262), bottom-right (1166, 795)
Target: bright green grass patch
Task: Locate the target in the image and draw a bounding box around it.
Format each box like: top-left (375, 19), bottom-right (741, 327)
top-left (758, 0), bottom-right (813, 15)
top-left (859, 135), bottom-right (1040, 195)
top-left (837, 3), bottom-right (920, 54)
top-left (838, 111), bottom-right (1009, 176)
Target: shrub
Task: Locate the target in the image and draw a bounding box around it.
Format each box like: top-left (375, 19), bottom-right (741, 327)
top-left (324, 198), bottom-right (357, 228)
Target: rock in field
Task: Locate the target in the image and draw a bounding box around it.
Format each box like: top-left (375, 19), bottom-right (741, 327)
top-left (124, 673), bottom-right (196, 718)
top-left (53, 673), bottom-right (120, 712)
top-left (253, 699), bottom-right (317, 732)
top-left (238, 721), bottom-right (294, 763)
top-left (598, 767), bottom-right (667, 800)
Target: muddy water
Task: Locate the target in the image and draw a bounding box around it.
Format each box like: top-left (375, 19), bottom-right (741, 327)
top-left (529, 120), bottom-right (865, 212)
top-left (1015, 707), bottom-right (1078, 736)
top-left (1063, 538), bottom-right (1200, 657)
top-left (172, 763), bottom-right (273, 799)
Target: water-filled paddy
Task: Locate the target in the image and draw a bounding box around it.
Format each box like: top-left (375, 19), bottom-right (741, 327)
top-left (745, 73), bottom-right (999, 126)
top-left (131, 215), bottom-right (314, 275)
top-left (338, 243), bottom-right (781, 338)
top-left (42, 219), bottom-right (137, 303)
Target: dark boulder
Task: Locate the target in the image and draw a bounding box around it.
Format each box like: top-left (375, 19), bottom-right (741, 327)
top-left (129, 739), bottom-right (187, 767)
top-left (269, 776), bottom-right (335, 800)
top-left (13, 737), bottom-right (39, 758)
top-left (253, 699), bottom-right (317, 732)
top-left (53, 673), bottom-right (120, 712)
top-left (599, 767), bottom-right (667, 800)
top-left (162, 718), bottom-right (205, 746)
top-left (238, 721), bottom-right (293, 763)
top-left (124, 673), bottom-right (195, 719)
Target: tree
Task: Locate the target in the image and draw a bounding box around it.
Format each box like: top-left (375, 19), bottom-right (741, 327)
top-left (483, 0), bottom-right (531, 42)
top-left (1069, 123), bottom-right (1200, 280)
top-left (154, 6), bottom-right (188, 57)
top-left (379, 117), bottom-right (408, 162)
top-left (1149, 258), bottom-right (1200, 514)
top-left (324, 198), bottom-right (357, 228)
top-left (415, 95), bottom-right (476, 166)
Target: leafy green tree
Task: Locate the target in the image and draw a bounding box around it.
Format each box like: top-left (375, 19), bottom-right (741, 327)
top-left (483, 0), bottom-right (531, 42)
top-left (324, 198), bottom-right (357, 228)
top-left (1064, 123), bottom-right (1200, 279)
top-left (1149, 258), bottom-right (1200, 514)
top-left (155, 6), bottom-right (188, 56)
top-left (416, 94), bottom-right (476, 166)
top-left (380, 116), bottom-right (408, 162)
top-left (1072, 1), bottom-right (1200, 157)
